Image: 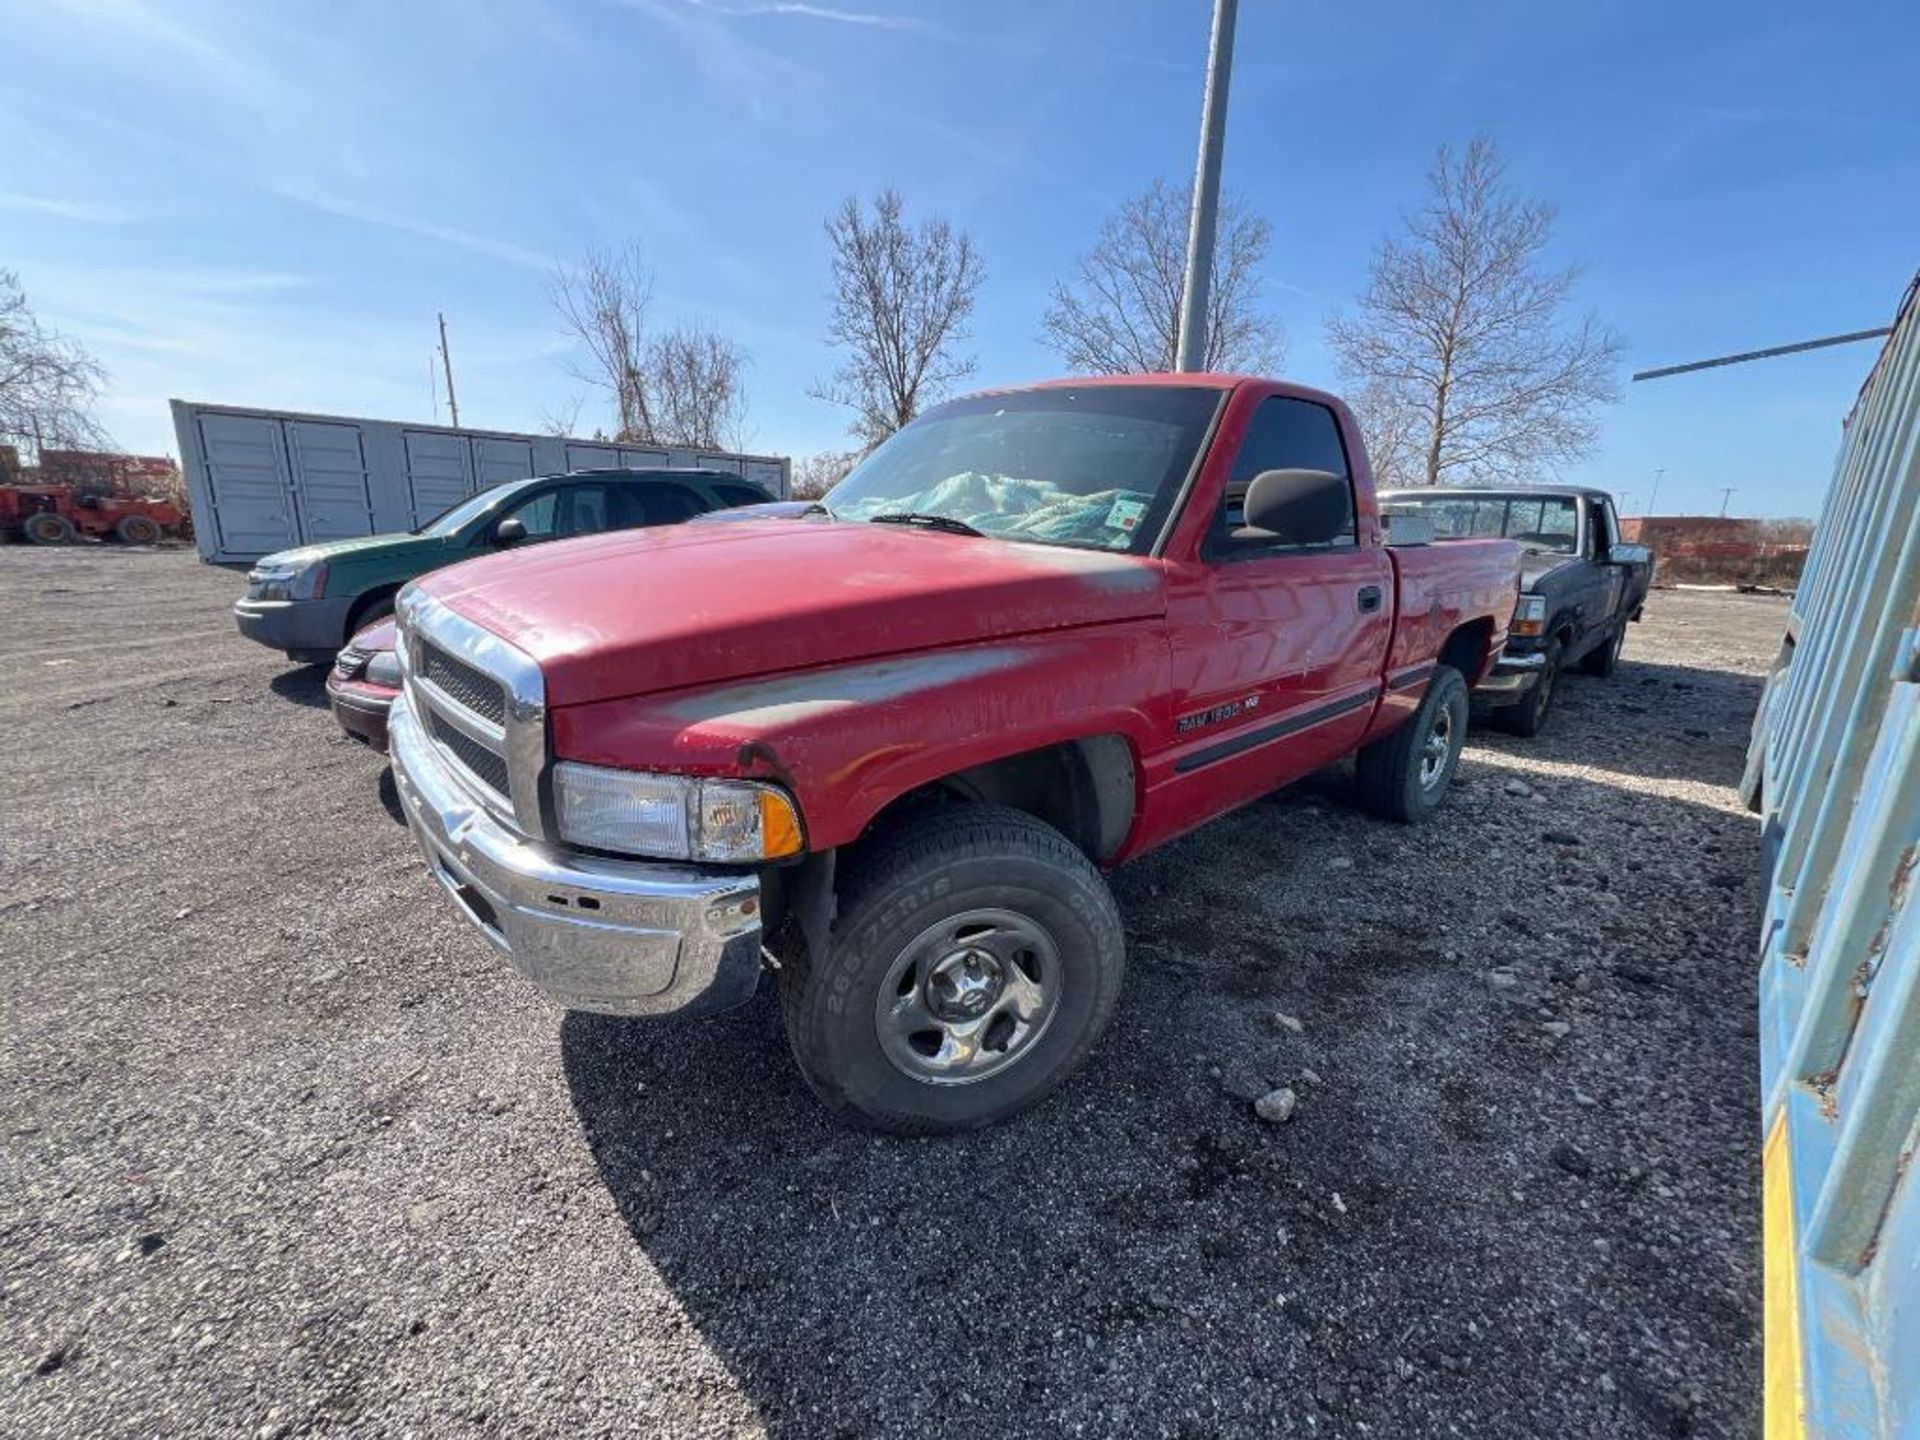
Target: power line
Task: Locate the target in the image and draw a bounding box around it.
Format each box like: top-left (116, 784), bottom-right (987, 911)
top-left (1631, 328), bottom-right (1891, 383)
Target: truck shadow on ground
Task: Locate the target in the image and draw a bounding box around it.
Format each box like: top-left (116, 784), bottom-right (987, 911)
top-left (558, 749), bottom-right (1761, 1437)
top-left (267, 664), bottom-right (331, 710)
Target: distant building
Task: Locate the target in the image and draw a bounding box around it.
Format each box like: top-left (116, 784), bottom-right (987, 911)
top-left (1622, 515), bottom-right (1811, 589)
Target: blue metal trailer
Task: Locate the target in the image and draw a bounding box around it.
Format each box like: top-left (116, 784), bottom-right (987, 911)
top-left (1746, 274), bottom-right (1920, 1440)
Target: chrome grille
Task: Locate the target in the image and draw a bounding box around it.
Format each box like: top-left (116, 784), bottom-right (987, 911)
top-left (429, 711), bottom-right (511, 797)
top-left (398, 588), bottom-right (547, 840)
top-left (420, 642), bottom-right (506, 723)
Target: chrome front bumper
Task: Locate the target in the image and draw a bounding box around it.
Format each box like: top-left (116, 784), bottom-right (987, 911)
top-left (389, 696), bottom-right (765, 1018)
top-left (1474, 647), bottom-right (1548, 702)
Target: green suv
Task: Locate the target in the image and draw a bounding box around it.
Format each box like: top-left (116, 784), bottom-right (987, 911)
top-left (233, 468), bottom-right (775, 662)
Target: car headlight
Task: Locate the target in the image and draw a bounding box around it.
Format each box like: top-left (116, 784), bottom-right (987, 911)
top-left (1511, 593), bottom-right (1547, 637)
top-left (250, 561), bottom-right (328, 602)
top-left (552, 763), bottom-right (804, 862)
top-left (365, 650), bottom-right (403, 686)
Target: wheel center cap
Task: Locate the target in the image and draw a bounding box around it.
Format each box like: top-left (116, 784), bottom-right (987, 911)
top-left (927, 949), bottom-right (1003, 1019)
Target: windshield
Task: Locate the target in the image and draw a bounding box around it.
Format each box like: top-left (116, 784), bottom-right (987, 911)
top-left (826, 384), bottom-right (1225, 554)
top-left (1392, 494), bottom-right (1581, 555)
top-left (412, 477), bottom-right (541, 537)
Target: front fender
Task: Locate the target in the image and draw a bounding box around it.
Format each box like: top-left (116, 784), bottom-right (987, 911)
top-left (548, 626), bottom-right (1168, 851)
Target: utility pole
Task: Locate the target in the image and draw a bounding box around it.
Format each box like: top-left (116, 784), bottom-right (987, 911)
top-left (1719, 487), bottom-right (1735, 518)
top-left (437, 312), bottom-right (461, 428)
top-left (1174, 0), bottom-right (1239, 373)
top-left (1647, 467), bottom-right (1666, 517)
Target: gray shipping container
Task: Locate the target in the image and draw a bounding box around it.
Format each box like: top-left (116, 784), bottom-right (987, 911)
top-left (170, 400), bottom-right (791, 564)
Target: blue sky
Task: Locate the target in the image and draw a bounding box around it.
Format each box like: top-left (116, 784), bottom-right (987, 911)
top-left (3, 0), bottom-right (1914, 519)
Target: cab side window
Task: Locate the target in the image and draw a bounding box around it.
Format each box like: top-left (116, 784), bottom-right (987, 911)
top-left (1217, 396), bottom-right (1357, 555)
top-left (1588, 499), bottom-right (1615, 557)
top-left (608, 482), bottom-right (705, 529)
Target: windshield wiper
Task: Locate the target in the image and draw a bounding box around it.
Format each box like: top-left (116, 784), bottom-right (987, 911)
top-left (866, 512), bottom-right (985, 538)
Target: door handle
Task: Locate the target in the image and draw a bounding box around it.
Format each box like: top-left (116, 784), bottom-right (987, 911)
top-left (1357, 585), bottom-right (1383, 613)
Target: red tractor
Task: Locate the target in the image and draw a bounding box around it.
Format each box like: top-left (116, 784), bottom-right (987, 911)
top-left (0, 484), bottom-right (184, 545)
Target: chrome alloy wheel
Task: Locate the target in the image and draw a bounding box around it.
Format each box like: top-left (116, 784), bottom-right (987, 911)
top-left (1419, 703), bottom-right (1456, 790)
top-left (874, 908), bottom-right (1060, 1085)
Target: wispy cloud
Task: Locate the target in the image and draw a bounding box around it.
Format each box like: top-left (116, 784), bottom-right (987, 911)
top-left (278, 190), bottom-right (560, 272)
top-left (678, 0), bottom-right (943, 33)
top-left (0, 191), bottom-right (135, 223)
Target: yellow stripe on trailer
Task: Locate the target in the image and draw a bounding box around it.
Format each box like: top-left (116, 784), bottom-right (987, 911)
top-left (1763, 1112), bottom-right (1807, 1440)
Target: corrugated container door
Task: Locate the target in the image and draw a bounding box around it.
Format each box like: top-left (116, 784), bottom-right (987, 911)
top-left (402, 431), bottom-right (473, 527)
top-left (471, 437), bottom-right (534, 490)
top-left (195, 412), bottom-right (298, 556)
top-left (285, 421), bottom-right (375, 540)
top-left (565, 443), bottom-right (620, 470)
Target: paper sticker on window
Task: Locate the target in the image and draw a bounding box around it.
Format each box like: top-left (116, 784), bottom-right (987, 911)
top-left (1106, 497), bottom-right (1148, 532)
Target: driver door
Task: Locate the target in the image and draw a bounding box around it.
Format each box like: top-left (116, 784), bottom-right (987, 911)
top-left (1161, 394), bottom-right (1393, 831)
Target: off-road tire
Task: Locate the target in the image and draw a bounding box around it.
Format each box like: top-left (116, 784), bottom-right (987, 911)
top-left (779, 803), bottom-right (1125, 1135)
top-left (1581, 623), bottom-right (1625, 678)
top-left (24, 512), bottom-right (74, 545)
top-left (1355, 665), bottom-right (1469, 822)
top-left (1495, 641), bottom-right (1562, 738)
top-left (114, 514), bottom-right (163, 545)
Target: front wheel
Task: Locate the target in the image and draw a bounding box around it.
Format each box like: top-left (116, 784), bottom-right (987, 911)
top-left (780, 804), bottom-right (1125, 1134)
top-left (1355, 665), bottom-right (1469, 822)
top-left (24, 512), bottom-right (75, 545)
top-left (1495, 641), bottom-right (1562, 738)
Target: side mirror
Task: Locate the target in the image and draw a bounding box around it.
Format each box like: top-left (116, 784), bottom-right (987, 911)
top-left (493, 516), bottom-right (527, 547)
top-left (1610, 542), bottom-right (1651, 566)
top-left (1239, 468), bottom-right (1352, 546)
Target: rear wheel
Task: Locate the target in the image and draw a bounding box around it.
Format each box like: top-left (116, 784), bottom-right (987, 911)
top-left (1496, 641), bottom-right (1562, 738)
top-left (780, 804), bottom-right (1125, 1134)
top-left (1355, 665), bottom-right (1469, 822)
top-left (1581, 623), bottom-right (1625, 678)
top-left (24, 512), bottom-right (74, 545)
top-left (114, 514), bottom-right (163, 544)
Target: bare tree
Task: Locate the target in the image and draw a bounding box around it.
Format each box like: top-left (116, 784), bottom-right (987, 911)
top-left (1041, 179), bottom-right (1284, 375)
top-left (550, 244), bottom-right (654, 442)
top-left (549, 245), bottom-right (751, 448)
top-left (791, 448), bottom-right (860, 500)
top-left (817, 188), bottom-right (984, 447)
top-left (0, 269), bottom-right (110, 458)
top-left (647, 324), bottom-right (748, 450)
top-left (1327, 136), bottom-right (1623, 488)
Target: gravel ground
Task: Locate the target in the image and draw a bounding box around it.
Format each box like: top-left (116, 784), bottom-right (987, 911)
top-left (2, 548), bottom-right (1777, 1438)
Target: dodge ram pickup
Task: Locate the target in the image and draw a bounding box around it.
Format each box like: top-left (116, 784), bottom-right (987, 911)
top-left (389, 375), bottom-right (1521, 1132)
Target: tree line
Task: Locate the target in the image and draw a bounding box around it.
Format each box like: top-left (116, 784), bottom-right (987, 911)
top-left (573, 132), bottom-right (1620, 492)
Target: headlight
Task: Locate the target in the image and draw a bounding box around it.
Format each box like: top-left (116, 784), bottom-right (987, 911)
top-left (552, 763), bottom-right (804, 862)
top-left (365, 650), bottom-right (403, 686)
top-left (1511, 593), bottom-right (1547, 637)
top-left (250, 561), bottom-right (327, 601)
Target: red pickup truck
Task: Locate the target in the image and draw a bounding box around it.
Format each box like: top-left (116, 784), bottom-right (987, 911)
top-left (389, 376), bottom-right (1519, 1132)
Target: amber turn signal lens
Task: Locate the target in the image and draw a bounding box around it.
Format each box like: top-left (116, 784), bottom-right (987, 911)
top-left (758, 790), bottom-right (805, 859)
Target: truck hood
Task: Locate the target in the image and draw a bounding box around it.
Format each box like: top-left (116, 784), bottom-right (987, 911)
top-left (1519, 551), bottom-right (1581, 588)
top-left (258, 532), bottom-right (448, 570)
top-left (416, 519), bottom-right (1166, 708)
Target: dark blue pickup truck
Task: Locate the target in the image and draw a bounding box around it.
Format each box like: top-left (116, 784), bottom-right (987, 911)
top-left (1380, 486), bottom-right (1653, 735)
